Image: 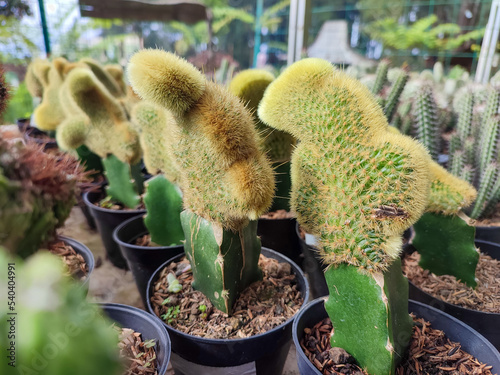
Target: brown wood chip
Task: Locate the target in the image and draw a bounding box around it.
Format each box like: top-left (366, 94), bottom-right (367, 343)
top-left (116, 326), bottom-right (158, 375)
top-left (47, 241), bottom-right (88, 281)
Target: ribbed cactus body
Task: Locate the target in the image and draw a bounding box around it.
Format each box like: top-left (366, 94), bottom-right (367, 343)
top-left (415, 85), bottom-right (440, 161)
top-left (259, 58), bottom-right (431, 374)
top-left (456, 90), bottom-right (474, 142)
top-left (478, 115), bottom-right (500, 177)
top-left (127, 50), bottom-right (274, 314)
top-left (383, 68), bottom-right (409, 123)
top-left (471, 163), bottom-right (498, 219)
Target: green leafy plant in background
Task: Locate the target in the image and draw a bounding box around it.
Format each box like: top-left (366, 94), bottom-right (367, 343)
top-left (128, 49), bottom-right (275, 314)
top-left (366, 14), bottom-right (485, 52)
top-left (1, 82), bottom-right (33, 124)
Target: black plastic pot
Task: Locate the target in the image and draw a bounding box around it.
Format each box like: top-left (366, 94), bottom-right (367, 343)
top-left (475, 225), bottom-right (500, 244)
top-left (407, 239), bottom-right (500, 350)
top-left (58, 236), bottom-right (95, 293)
top-left (146, 247), bottom-right (310, 375)
top-left (293, 297), bottom-right (500, 374)
top-left (257, 217), bottom-right (303, 268)
top-left (83, 191), bottom-right (146, 269)
top-left (100, 303), bottom-right (171, 375)
top-left (113, 215), bottom-right (184, 307)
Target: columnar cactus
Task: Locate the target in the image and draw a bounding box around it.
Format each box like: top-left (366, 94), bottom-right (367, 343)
top-left (414, 84), bottom-right (440, 161)
top-left (229, 69), bottom-right (296, 210)
top-left (56, 67), bottom-right (142, 208)
top-left (259, 58), bottom-right (431, 374)
top-left (128, 50), bottom-right (274, 314)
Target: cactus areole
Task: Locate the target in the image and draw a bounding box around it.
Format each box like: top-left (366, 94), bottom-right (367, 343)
top-left (127, 49), bottom-right (275, 315)
top-left (259, 58), bottom-right (433, 374)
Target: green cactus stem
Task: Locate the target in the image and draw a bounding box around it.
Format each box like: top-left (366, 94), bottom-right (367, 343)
top-left (128, 50), bottom-right (274, 314)
top-left (143, 175), bottom-right (184, 246)
top-left (383, 68), bottom-right (409, 123)
top-left (259, 58), bottom-right (432, 374)
top-left (76, 144), bottom-right (104, 175)
top-left (325, 259), bottom-right (412, 374)
top-left (478, 115), bottom-right (500, 178)
top-left (371, 59), bottom-right (389, 95)
top-left (456, 89), bottom-right (474, 142)
top-left (413, 212), bottom-right (478, 287)
top-left (470, 162), bottom-right (498, 219)
top-left (450, 150), bottom-right (464, 177)
top-left (415, 85), bottom-right (440, 161)
top-left (102, 154), bottom-right (140, 209)
top-left (181, 210), bottom-right (262, 314)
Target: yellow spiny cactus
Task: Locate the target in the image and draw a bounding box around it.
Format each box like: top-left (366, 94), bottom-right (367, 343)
top-left (229, 69), bottom-right (296, 162)
top-left (57, 68), bottom-right (141, 165)
top-left (25, 58), bottom-right (51, 98)
top-left (80, 58), bottom-right (125, 98)
top-left (33, 57), bottom-right (74, 130)
top-left (259, 58), bottom-right (431, 272)
top-left (104, 64), bottom-right (127, 94)
top-left (131, 101), bottom-right (181, 183)
top-left (128, 49), bottom-right (274, 230)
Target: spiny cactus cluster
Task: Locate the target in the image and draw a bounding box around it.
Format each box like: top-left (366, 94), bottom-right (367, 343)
top-left (0, 126), bottom-right (87, 258)
top-left (447, 84), bottom-right (500, 219)
top-left (259, 58), bottom-right (433, 374)
top-left (128, 49), bottom-right (274, 314)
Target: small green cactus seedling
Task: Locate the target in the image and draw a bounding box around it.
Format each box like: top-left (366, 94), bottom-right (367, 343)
top-left (0, 251), bottom-right (123, 375)
top-left (229, 69), bottom-right (296, 210)
top-left (128, 49), bottom-right (275, 314)
top-left (259, 58), bottom-right (431, 374)
top-left (56, 67), bottom-right (142, 208)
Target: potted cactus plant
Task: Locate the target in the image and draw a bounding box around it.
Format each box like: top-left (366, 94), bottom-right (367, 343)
top-left (0, 125), bottom-right (94, 287)
top-left (258, 57), bottom-right (499, 373)
top-left (228, 69), bottom-right (303, 267)
top-left (127, 49), bottom-right (309, 374)
top-left (113, 100), bottom-right (185, 306)
top-left (55, 66), bottom-right (145, 269)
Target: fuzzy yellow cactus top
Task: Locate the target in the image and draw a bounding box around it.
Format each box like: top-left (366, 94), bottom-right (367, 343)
top-left (259, 59), bottom-right (432, 272)
top-left (25, 58), bottom-right (51, 98)
top-left (426, 162), bottom-right (477, 215)
top-left (128, 50), bottom-right (274, 230)
top-left (131, 101), bottom-right (181, 183)
top-left (56, 68), bottom-right (141, 165)
top-left (80, 58), bottom-right (125, 98)
top-left (33, 57), bottom-right (74, 131)
top-left (229, 69), bottom-right (296, 162)
top-left (104, 64), bottom-right (127, 94)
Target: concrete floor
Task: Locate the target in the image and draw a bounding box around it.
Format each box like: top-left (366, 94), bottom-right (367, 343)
top-left (60, 207), bottom-right (301, 375)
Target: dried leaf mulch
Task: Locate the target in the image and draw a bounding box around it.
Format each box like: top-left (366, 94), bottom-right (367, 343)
top-left (403, 252), bottom-right (500, 313)
top-left (97, 196), bottom-right (145, 211)
top-left (117, 327), bottom-right (158, 375)
top-left (134, 234), bottom-right (158, 247)
top-left (301, 316), bottom-right (496, 375)
top-left (48, 241), bottom-right (88, 281)
top-left (260, 209), bottom-right (295, 220)
top-left (150, 255), bottom-right (304, 339)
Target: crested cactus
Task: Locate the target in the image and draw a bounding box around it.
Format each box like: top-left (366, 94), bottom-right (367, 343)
top-left (128, 50), bottom-right (274, 314)
top-left (259, 58), bottom-right (432, 374)
top-left (56, 67), bottom-right (142, 208)
top-left (229, 69), bottom-right (296, 210)
top-left (80, 58), bottom-right (125, 98)
top-left (25, 58), bottom-right (51, 98)
top-left (33, 57), bottom-right (73, 131)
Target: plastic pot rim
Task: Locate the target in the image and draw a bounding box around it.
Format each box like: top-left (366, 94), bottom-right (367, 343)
top-left (146, 247), bottom-right (310, 345)
top-left (113, 215), bottom-right (183, 251)
top-left (83, 190), bottom-right (146, 216)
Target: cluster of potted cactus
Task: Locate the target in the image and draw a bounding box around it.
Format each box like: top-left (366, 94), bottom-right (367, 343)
top-left (4, 44), bottom-right (500, 374)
